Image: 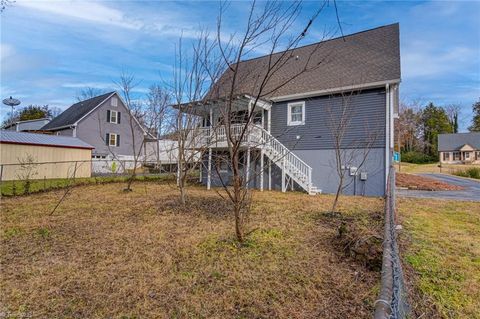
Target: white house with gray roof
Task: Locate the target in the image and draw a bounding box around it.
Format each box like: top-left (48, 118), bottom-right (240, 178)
top-left (438, 132), bottom-right (480, 164)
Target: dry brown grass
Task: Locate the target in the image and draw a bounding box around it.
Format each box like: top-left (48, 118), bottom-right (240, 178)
top-left (0, 182), bottom-right (384, 318)
top-left (396, 173), bottom-right (464, 191)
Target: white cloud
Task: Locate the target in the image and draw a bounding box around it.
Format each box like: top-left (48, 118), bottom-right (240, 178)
top-left (62, 82), bottom-right (114, 89)
top-left (16, 0), bottom-right (143, 30)
top-left (0, 44), bottom-right (15, 62)
top-left (402, 44), bottom-right (477, 79)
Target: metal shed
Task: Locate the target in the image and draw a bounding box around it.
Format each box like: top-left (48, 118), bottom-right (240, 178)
top-left (0, 131), bottom-right (94, 181)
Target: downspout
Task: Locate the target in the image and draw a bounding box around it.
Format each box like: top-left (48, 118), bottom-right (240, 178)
top-left (385, 84), bottom-right (390, 190)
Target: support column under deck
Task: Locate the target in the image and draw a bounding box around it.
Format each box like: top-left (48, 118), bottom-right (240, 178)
top-left (207, 148), bottom-right (212, 190)
top-left (260, 150), bottom-right (264, 191)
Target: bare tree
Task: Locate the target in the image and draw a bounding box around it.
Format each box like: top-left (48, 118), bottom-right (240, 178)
top-left (445, 103), bottom-right (460, 133)
top-left (0, 0), bottom-right (14, 13)
top-left (113, 72), bottom-right (147, 191)
top-left (76, 87), bottom-right (107, 102)
top-left (15, 154), bottom-right (38, 194)
top-left (327, 91), bottom-right (379, 213)
top-left (171, 33), bottom-right (223, 205)
top-left (203, 1), bottom-right (329, 242)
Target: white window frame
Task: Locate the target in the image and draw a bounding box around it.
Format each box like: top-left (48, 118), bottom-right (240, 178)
top-left (109, 133), bottom-right (118, 147)
top-left (109, 110), bottom-right (118, 124)
top-left (287, 101), bottom-right (305, 126)
top-left (111, 97), bottom-right (118, 107)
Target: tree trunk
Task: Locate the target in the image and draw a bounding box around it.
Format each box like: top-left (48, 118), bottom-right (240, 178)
top-left (331, 176), bottom-right (343, 213)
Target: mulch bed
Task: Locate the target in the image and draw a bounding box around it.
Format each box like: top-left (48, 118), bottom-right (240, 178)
top-left (396, 173), bottom-right (464, 191)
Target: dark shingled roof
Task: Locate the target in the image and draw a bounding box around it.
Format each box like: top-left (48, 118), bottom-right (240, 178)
top-left (438, 133), bottom-right (480, 151)
top-left (42, 92), bottom-right (115, 130)
top-left (207, 23), bottom-right (400, 100)
top-left (0, 130), bottom-right (94, 149)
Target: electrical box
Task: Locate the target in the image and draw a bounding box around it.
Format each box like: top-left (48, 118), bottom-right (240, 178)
top-left (360, 172), bottom-right (368, 181)
top-left (349, 167), bottom-right (357, 176)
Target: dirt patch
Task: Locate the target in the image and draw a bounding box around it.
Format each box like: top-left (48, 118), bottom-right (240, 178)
top-left (318, 211), bottom-right (383, 271)
top-left (396, 173), bottom-right (464, 191)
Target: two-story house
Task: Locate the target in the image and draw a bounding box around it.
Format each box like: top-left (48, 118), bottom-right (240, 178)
top-left (181, 24), bottom-right (400, 196)
top-left (41, 92), bottom-right (149, 160)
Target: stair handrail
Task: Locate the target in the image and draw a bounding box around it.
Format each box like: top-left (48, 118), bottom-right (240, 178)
top-left (254, 125), bottom-right (312, 189)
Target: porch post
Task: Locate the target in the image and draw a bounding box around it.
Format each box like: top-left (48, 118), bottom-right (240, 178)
top-left (267, 109), bottom-right (271, 133)
top-left (246, 147), bottom-right (251, 189)
top-left (260, 150), bottom-right (264, 191)
top-left (268, 159), bottom-right (272, 190)
top-left (207, 148), bottom-right (212, 190)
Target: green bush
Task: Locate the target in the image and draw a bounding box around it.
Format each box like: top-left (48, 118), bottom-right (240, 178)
top-left (454, 167), bottom-right (480, 179)
top-left (401, 151), bottom-right (437, 164)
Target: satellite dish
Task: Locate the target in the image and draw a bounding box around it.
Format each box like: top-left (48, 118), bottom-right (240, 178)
top-left (3, 96), bottom-right (21, 107)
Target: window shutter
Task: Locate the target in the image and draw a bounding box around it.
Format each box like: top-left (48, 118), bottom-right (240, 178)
top-left (106, 133), bottom-right (110, 145)
top-left (116, 135), bottom-right (120, 147)
top-left (117, 112), bottom-right (121, 124)
top-left (107, 110), bottom-right (111, 123)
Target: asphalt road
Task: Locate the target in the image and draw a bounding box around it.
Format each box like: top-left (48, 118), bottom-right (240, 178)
top-left (397, 173), bottom-right (480, 202)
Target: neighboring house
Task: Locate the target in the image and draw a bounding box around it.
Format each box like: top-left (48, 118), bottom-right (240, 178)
top-left (0, 130), bottom-right (93, 180)
top-left (2, 118), bottom-right (51, 132)
top-left (438, 132), bottom-right (480, 164)
top-left (181, 24), bottom-right (400, 196)
top-left (41, 92), bottom-right (151, 160)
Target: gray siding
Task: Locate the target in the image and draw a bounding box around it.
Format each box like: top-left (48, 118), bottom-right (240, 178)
top-left (271, 88), bottom-right (386, 150)
top-left (55, 128), bottom-right (74, 136)
top-left (76, 95), bottom-right (145, 157)
top-left (202, 148), bottom-right (385, 196)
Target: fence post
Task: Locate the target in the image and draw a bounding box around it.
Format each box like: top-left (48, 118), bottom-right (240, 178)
top-left (0, 164), bottom-right (3, 194)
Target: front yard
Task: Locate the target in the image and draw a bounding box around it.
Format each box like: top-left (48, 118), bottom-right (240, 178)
top-left (0, 182), bottom-right (384, 318)
top-left (398, 198), bottom-right (480, 318)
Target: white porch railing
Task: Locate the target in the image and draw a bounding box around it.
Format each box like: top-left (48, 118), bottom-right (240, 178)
top-left (195, 124), bottom-right (317, 194)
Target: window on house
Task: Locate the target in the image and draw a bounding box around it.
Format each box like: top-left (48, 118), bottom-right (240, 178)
top-left (476, 151), bottom-right (480, 160)
top-left (443, 152), bottom-right (450, 161)
top-left (253, 111), bottom-right (262, 125)
top-left (111, 97), bottom-right (118, 107)
top-left (107, 110), bottom-right (120, 124)
top-left (465, 152), bottom-right (470, 159)
top-left (287, 102), bottom-right (305, 126)
top-left (106, 133), bottom-right (120, 147)
top-left (453, 151), bottom-right (460, 160)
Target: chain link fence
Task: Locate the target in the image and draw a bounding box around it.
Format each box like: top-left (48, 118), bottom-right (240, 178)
top-left (374, 166), bottom-right (409, 319)
top-left (0, 159), bottom-right (179, 196)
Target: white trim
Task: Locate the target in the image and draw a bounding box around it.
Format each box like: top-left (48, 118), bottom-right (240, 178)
top-left (75, 92), bottom-right (116, 125)
top-left (271, 79), bottom-right (401, 102)
top-left (109, 110), bottom-right (119, 124)
top-left (109, 133), bottom-right (118, 147)
top-left (287, 101), bottom-right (305, 126)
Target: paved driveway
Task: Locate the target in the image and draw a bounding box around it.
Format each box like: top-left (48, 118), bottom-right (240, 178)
top-left (397, 173), bottom-right (480, 202)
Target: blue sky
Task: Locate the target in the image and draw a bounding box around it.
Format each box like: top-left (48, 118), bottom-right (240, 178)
top-left (1, 0), bottom-right (479, 131)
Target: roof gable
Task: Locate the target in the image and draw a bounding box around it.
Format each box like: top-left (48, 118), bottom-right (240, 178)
top-left (438, 133), bottom-right (480, 151)
top-left (41, 92), bottom-right (115, 130)
top-left (208, 23), bottom-right (400, 100)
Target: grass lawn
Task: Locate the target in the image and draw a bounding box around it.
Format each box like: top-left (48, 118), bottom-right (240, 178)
top-left (0, 182), bottom-right (384, 318)
top-left (396, 162), bottom-right (479, 175)
top-left (398, 198), bottom-right (480, 318)
top-left (0, 174), bottom-right (171, 196)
